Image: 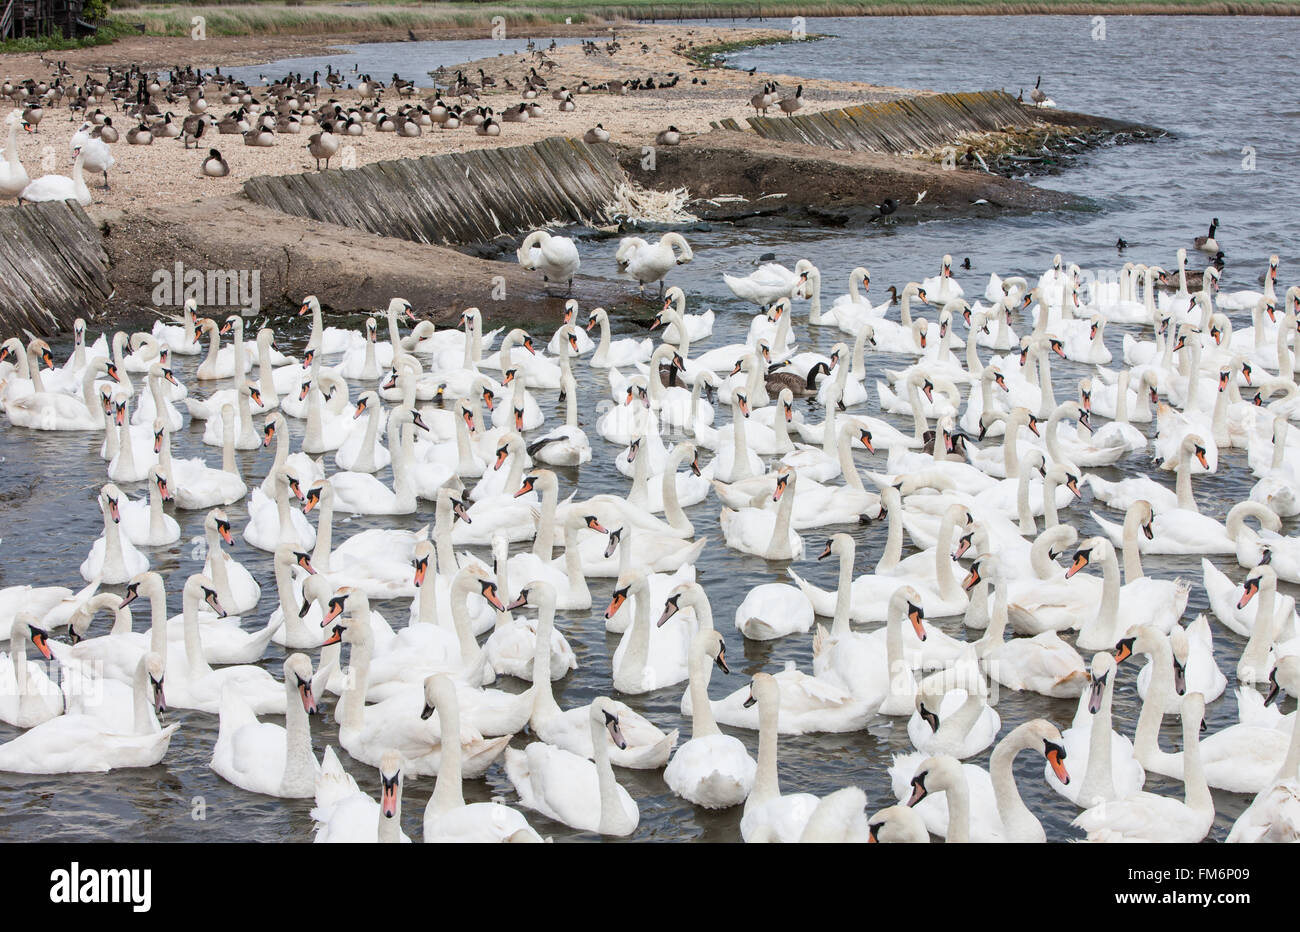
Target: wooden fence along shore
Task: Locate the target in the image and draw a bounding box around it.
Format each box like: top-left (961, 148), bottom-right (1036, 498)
top-left (243, 136), bottom-right (626, 247)
top-left (742, 90), bottom-right (1037, 154)
top-left (0, 200), bottom-right (112, 335)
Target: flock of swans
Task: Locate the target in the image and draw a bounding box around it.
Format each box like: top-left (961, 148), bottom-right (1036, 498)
top-left (1, 234), bottom-right (1299, 843)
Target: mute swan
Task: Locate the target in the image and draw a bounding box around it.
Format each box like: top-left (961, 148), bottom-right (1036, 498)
top-left (19, 145), bottom-right (92, 206)
top-left (720, 464), bottom-right (805, 560)
top-left (891, 719), bottom-right (1070, 842)
top-left (616, 232), bottom-right (692, 297)
top-left (422, 674), bottom-right (544, 842)
top-left (80, 485), bottom-right (150, 584)
top-left (210, 654), bottom-right (321, 798)
top-left (810, 583), bottom-right (924, 716)
top-left (517, 229), bottom-right (580, 291)
top-left (906, 662), bottom-right (1000, 760)
top-left (127, 573), bottom-right (286, 713)
top-left (1226, 658), bottom-right (1300, 843)
top-left (664, 629), bottom-right (756, 808)
top-left (1073, 693), bottom-right (1214, 843)
top-left (0, 652), bottom-right (177, 774)
top-left (724, 258), bottom-right (808, 307)
top-left (0, 614), bottom-right (62, 728)
top-left (607, 573), bottom-right (696, 694)
top-left (657, 286), bottom-right (715, 343)
top-left (964, 554), bottom-right (1088, 699)
top-left (311, 747), bottom-right (412, 843)
top-left (520, 582), bottom-right (676, 768)
top-left (739, 672), bottom-right (820, 843)
top-left (504, 696), bottom-right (640, 835)
top-left (0, 114), bottom-right (31, 198)
top-left (1045, 652), bottom-right (1145, 808)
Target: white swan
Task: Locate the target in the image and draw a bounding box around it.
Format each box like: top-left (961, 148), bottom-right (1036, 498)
top-left (616, 232), bottom-right (692, 297)
top-left (739, 672), bottom-right (820, 842)
top-left (311, 747), bottom-right (412, 843)
top-left (1073, 693), bottom-right (1214, 842)
top-left (504, 696), bottom-right (640, 835)
top-left (664, 628), bottom-right (756, 808)
top-left (210, 653), bottom-right (321, 797)
top-left (422, 673), bottom-right (543, 842)
top-left (517, 229), bottom-right (580, 290)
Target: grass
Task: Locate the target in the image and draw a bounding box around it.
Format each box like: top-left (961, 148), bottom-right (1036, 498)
top-left (13, 0), bottom-right (1294, 45)
top-left (0, 20), bottom-right (135, 53)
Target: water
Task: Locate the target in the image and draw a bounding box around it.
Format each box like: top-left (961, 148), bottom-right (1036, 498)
top-left (3, 15), bottom-right (1298, 842)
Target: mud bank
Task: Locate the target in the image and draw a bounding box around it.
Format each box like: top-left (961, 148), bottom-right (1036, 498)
top-left (91, 196), bottom-right (631, 326)
top-left (617, 130), bottom-right (1082, 225)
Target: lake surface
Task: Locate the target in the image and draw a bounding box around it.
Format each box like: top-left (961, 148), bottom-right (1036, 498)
top-left (2, 15), bottom-right (1297, 842)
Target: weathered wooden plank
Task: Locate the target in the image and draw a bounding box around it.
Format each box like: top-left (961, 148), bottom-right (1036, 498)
top-left (0, 200), bottom-right (112, 337)
top-left (243, 137), bottom-right (623, 248)
top-left (748, 91), bottom-right (1034, 156)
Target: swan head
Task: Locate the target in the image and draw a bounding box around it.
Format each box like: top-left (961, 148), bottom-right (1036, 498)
top-left (185, 573), bottom-right (226, 618)
top-left (1064, 536), bottom-right (1108, 579)
top-left (418, 672), bottom-right (458, 722)
top-left (119, 571), bottom-right (163, 610)
top-left (773, 465), bottom-right (797, 502)
top-left (742, 671), bottom-right (778, 710)
top-left (506, 579), bottom-right (557, 614)
top-left (905, 755), bottom-right (962, 807)
top-left (1086, 652), bottom-right (1116, 714)
top-left (12, 613), bottom-right (52, 660)
top-left (866, 805), bottom-right (929, 844)
top-left (454, 564), bottom-right (506, 613)
top-left (589, 698), bottom-right (627, 750)
top-left (386, 297), bottom-right (415, 321)
top-left (606, 569), bottom-right (647, 620)
top-left (515, 468), bottom-right (556, 499)
top-left (1180, 433), bottom-right (1209, 470)
top-left (284, 653), bottom-right (317, 714)
top-left (274, 542), bottom-right (315, 575)
top-left (100, 483), bottom-right (124, 522)
top-left (143, 652), bottom-right (167, 714)
top-left (378, 752), bottom-right (404, 818)
top-left (1266, 656), bottom-right (1300, 707)
top-left (1237, 562), bottom-right (1277, 611)
top-left (889, 586), bottom-right (926, 641)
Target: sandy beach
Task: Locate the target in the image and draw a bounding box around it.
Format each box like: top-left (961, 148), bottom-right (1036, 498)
top-left (1, 25), bottom-right (922, 211)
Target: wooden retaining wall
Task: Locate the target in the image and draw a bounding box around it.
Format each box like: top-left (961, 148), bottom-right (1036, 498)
top-left (0, 200), bottom-right (112, 337)
top-left (243, 136), bottom-right (626, 247)
top-left (745, 90), bottom-right (1036, 155)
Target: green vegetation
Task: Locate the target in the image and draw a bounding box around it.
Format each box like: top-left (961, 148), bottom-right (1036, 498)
top-left (0, 20), bottom-right (133, 54)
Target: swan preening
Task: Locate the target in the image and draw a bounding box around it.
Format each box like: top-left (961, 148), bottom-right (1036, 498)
top-left (4, 233), bottom-right (1300, 846)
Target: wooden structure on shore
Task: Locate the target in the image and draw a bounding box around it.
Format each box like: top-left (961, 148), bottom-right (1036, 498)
top-left (0, 200), bottom-right (112, 336)
top-left (741, 90), bottom-right (1035, 155)
top-left (244, 136), bottom-right (626, 247)
top-left (2, 0), bottom-right (96, 40)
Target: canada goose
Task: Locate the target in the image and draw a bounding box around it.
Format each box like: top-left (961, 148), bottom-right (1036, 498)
top-left (778, 84), bottom-right (804, 116)
top-left (558, 92), bottom-right (576, 112)
top-left (126, 124), bottom-right (153, 145)
top-left (475, 116), bottom-right (501, 137)
top-left (767, 360), bottom-right (831, 397)
top-left (306, 122), bottom-right (340, 170)
top-left (181, 114), bottom-right (207, 149)
top-left (1194, 217), bottom-right (1220, 255)
top-left (478, 68), bottom-right (496, 89)
top-left (152, 112), bottom-right (181, 138)
top-left (583, 124), bottom-right (610, 144)
top-left (242, 128), bottom-right (274, 147)
top-left (750, 82), bottom-right (778, 116)
top-left (201, 148), bottom-right (229, 178)
top-left (396, 117), bottom-right (421, 137)
top-left (217, 112), bottom-right (246, 135)
top-left (375, 112), bottom-right (396, 132)
top-left (97, 118), bottom-right (119, 144)
top-left (1029, 75), bottom-right (1050, 107)
top-left (502, 103), bottom-right (530, 123)
top-left (655, 126), bottom-right (681, 146)
top-left (21, 104), bottom-right (42, 131)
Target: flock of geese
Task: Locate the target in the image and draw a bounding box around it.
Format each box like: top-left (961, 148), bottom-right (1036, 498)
top-left (1, 223), bottom-right (1299, 843)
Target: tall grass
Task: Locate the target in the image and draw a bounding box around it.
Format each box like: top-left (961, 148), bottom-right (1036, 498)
top-left (104, 0), bottom-right (1300, 40)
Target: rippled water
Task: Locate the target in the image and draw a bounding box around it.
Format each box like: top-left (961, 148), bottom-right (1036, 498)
top-left (3, 15), bottom-right (1298, 842)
